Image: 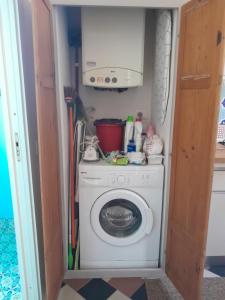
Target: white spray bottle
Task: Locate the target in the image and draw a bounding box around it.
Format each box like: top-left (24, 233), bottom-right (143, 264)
top-left (134, 114), bottom-right (143, 152)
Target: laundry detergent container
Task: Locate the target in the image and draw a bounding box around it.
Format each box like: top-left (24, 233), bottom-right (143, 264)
top-left (94, 119), bottom-right (124, 153)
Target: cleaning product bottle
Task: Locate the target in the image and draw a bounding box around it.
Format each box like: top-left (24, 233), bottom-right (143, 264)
top-left (146, 124), bottom-right (155, 138)
top-left (127, 139), bottom-right (136, 152)
top-left (124, 115), bottom-right (134, 153)
top-left (134, 117), bottom-right (143, 152)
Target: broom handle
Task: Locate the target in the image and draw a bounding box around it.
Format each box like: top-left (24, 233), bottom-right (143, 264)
top-left (69, 107), bottom-right (76, 249)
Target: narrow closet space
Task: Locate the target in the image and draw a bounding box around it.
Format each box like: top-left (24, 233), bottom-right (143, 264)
top-left (53, 5), bottom-right (177, 274)
top-left (205, 66), bottom-right (225, 278)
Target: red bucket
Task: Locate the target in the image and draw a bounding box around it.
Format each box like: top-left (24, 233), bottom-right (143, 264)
top-left (94, 119), bottom-right (124, 153)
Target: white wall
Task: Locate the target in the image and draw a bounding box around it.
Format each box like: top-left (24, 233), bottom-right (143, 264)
top-left (73, 10), bottom-right (155, 131)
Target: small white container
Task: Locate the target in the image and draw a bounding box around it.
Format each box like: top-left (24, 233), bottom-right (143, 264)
top-left (147, 155), bottom-right (164, 165)
top-left (127, 152), bottom-right (146, 165)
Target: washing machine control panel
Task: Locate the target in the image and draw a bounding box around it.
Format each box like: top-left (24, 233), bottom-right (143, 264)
top-left (79, 163), bottom-right (164, 188)
top-left (111, 174), bottom-right (126, 186)
top-left (110, 173), bottom-right (154, 187)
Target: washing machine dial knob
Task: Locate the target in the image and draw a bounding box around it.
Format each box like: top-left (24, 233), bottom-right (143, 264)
top-left (111, 175), bottom-right (118, 185)
top-left (117, 175), bottom-right (126, 185)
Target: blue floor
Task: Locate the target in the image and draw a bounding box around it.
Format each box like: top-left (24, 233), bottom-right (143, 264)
top-left (0, 219), bottom-right (21, 300)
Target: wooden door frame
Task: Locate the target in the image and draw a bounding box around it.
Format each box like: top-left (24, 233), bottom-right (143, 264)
top-left (0, 1), bottom-right (42, 299)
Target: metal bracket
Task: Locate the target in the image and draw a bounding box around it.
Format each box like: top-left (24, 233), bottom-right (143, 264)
top-left (14, 133), bottom-right (21, 162)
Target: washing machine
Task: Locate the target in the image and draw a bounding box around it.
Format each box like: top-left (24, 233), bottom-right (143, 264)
top-left (79, 160), bottom-right (164, 269)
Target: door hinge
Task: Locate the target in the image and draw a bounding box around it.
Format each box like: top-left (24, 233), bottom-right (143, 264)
top-left (14, 133), bottom-right (21, 162)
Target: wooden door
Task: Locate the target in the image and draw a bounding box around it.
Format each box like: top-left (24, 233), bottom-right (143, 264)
top-left (166, 0), bottom-right (225, 299)
top-left (31, 1), bottom-right (63, 299)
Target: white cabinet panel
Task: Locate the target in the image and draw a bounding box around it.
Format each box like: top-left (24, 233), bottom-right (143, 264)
top-left (212, 171), bottom-right (225, 191)
top-left (206, 192), bottom-right (225, 256)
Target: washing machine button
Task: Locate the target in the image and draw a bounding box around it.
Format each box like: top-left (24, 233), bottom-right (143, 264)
top-left (145, 174), bottom-right (151, 184)
top-left (117, 175), bottom-right (126, 185)
top-left (111, 176), bottom-right (116, 185)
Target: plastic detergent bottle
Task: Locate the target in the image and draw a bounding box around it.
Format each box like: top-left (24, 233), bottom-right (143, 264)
top-left (134, 117), bottom-right (143, 152)
top-left (124, 115), bottom-right (134, 153)
top-left (127, 139), bottom-right (136, 152)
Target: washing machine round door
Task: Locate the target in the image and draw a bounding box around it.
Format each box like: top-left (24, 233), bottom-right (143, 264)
top-left (91, 189), bottom-right (153, 246)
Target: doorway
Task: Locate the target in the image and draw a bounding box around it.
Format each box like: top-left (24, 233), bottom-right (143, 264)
top-left (0, 90), bottom-right (21, 299)
top-left (205, 65), bottom-right (225, 278)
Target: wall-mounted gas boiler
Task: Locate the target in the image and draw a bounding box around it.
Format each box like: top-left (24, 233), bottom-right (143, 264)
top-left (82, 7), bottom-right (145, 88)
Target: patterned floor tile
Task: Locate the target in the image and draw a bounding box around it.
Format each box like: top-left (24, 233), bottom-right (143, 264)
top-left (208, 266), bottom-right (225, 277)
top-left (108, 277), bottom-right (144, 297)
top-left (204, 269), bottom-right (220, 278)
top-left (0, 219), bottom-right (21, 300)
top-left (102, 277), bottom-right (111, 283)
top-left (62, 278), bottom-right (149, 300)
top-left (65, 278), bottom-right (90, 291)
top-left (58, 285), bottom-right (85, 300)
top-left (131, 283), bottom-right (148, 300)
top-left (107, 290), bottom-right (130, 300)
top-left (78, 279), bottom-right (116, 300)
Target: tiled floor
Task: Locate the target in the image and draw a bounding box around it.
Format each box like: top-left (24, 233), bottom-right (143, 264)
top-left (145, 276), bottom-right (225, 300)
top-left (0, 219), bottom-right (21, 300)
top-left (59, 278), bottom-right (148, 300)
top-left (58, 269), bottom-right (224, 300)
top-left (208, 266), bottom-right (225, 277)
top-left (204, 269), bottom-right (220, 278)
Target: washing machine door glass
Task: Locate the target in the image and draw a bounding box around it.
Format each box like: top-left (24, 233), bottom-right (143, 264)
top-left (91, 189), bottom-right (153, 246)
top-left (99, 199), bottom-right (142, 237)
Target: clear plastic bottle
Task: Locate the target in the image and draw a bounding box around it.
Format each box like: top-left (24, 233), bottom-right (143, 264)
top-left (134, 118), bottom-right (143, 152)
